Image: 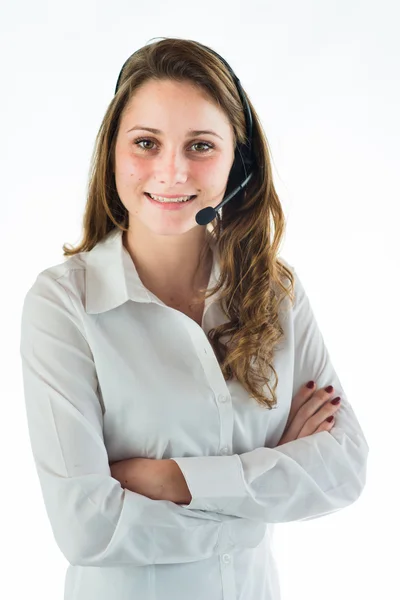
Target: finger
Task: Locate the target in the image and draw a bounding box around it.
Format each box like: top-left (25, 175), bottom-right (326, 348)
top-left (314, 416), bottom-right (335, 434)
top-left (286, 381), bottom-right (317, 431)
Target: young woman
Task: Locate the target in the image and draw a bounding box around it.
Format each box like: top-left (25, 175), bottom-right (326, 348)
top-left (20, 37), bottom-right (369, 600)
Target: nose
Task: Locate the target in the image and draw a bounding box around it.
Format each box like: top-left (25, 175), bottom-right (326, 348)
top-left (154, 148), bottom-right (189, 187)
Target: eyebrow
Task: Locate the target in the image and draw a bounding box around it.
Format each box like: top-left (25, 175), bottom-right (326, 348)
top-left (126, 125), bottom-right (223, 140)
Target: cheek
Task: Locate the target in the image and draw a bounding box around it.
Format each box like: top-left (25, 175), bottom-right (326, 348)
top-left (116, 156), bottom-right (149, 185)
top-left (191, 160), bottom-right (225, 185)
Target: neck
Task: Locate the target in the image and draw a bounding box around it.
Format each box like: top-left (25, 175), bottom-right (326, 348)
top-left (122, 226), bottom-right (213, 299)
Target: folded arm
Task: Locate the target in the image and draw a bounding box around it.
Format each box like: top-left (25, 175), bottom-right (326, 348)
top-left (170, 266), bottom-right (369, 521)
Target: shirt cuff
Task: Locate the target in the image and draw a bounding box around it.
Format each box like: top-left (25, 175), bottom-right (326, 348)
top-left (169, 454), bottom-right (248, 512)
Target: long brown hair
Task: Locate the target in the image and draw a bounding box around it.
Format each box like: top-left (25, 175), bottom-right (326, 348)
top-left (62, 36), bottom-right (295, 409)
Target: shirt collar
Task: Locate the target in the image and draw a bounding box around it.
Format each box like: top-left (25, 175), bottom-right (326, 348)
top-left (85, 227), bottom-right (221, 315)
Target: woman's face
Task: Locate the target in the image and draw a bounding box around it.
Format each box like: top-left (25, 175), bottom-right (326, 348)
top-left (113, 78), bottom-right (236, 236)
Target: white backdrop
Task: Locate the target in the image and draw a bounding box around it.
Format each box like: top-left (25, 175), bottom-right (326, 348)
top-left (2, 1), bottom-right (398, 599)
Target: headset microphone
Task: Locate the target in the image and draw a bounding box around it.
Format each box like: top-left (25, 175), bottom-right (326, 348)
top-left (195, 170), bottom-right (254, 226)
top-left (114, 42), bottom-right (257, 227)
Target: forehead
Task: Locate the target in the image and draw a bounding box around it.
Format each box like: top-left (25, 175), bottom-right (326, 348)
top-left (125, 78), bottom-right (212, 108)
top-left (121, 79), bottom-right (233, 134)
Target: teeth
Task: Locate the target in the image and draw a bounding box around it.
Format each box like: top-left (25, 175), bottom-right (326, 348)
top-left (148, 193), bottom-right (193, 203)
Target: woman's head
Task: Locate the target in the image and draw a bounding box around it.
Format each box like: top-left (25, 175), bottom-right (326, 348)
top-left (113, 77), bottom-right (236, 238)
top-left (64, 37), bottom-right (260, 244)
top-left (63, 37), bottom-right (295, 409)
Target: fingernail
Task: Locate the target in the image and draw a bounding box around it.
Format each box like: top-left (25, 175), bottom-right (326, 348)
top-left (306, 381), bottom-right (315, 389)
top-left (325, 385), bottom-right (333, 393)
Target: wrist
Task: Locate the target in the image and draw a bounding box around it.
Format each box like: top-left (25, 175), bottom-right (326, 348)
top-left (167, 460), bottom-right (192, 505)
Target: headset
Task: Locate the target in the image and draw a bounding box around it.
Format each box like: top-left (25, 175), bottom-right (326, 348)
top-left (114, 42), bottom-right (256, 226)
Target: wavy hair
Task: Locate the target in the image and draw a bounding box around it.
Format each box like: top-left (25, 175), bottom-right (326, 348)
top-left (62, 36), bottom-right (295, 409)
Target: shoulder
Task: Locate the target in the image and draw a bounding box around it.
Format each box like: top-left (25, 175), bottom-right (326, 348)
top-left (22, 252), bottom-right (89, 308)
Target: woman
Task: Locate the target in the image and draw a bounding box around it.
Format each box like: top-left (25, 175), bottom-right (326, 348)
top-left (20, 37), bottom-right (369, 600)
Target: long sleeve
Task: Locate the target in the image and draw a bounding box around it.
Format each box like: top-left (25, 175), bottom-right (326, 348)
top-left (19, 272), bottom-right (265, 567)
top-left (170, 265), bottom-right (369, 522)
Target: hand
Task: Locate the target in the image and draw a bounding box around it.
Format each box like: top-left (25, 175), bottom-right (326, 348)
top-left (109, 457), bottom-right (170, 501)
top-left (277, 382), bottom-right (341, 446)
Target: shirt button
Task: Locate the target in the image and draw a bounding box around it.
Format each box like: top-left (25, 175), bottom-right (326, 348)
top-left (217, 394), bottom-right (228, 403)
top-left (222, 554), bottom-right (231, 563)
top-left (220, 446), bottom-right (229, 455)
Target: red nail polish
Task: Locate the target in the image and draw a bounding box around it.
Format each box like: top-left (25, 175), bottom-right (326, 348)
top-left (306, 381), bottom-right (315, 389)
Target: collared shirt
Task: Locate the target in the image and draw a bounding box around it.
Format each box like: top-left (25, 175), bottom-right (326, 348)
top-left (19, 226), bottom-right (369, 600)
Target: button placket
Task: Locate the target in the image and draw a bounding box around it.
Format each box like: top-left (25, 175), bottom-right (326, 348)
top-left (215, 392), bottom-right (232, 457)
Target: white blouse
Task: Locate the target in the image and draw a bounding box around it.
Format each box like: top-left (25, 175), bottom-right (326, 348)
top-left (19, 226), bottom-right (369, 600)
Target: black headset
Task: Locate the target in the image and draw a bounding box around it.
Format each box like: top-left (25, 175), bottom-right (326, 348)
top-left (114, 42), bottom-right (256, 226)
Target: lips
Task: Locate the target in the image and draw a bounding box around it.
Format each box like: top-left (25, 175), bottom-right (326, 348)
top-left (145, 193), bottom-right (197, 200)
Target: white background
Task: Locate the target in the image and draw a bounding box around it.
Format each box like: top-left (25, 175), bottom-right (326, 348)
top-left (2, 1), bottom-right (399, 598)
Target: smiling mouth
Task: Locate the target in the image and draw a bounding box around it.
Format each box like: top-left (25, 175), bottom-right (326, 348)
top-left (144, 192), bottom-right (197, 203)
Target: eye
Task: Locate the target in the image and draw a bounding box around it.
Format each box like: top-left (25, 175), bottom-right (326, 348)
top-left (133, 138), bottom-right (214, 153)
